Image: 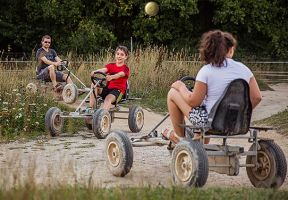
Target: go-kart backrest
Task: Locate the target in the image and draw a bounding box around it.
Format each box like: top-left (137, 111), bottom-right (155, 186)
top-left (208, 79), bottom-right (252, 135)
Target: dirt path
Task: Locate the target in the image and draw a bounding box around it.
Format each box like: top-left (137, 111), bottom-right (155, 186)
top-left (0, 83), bottom-right (288, 189)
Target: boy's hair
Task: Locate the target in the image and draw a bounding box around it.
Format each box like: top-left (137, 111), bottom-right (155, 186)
top-left (116, 45), bottom-right (129, 56)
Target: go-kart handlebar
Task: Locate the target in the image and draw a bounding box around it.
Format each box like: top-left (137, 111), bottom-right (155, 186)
top-left (57, 60), bottom-right (69, 71)
top-left (91, 71), bottom-right (107, 88)
top-left (180, 76), bottom-right (195, 82)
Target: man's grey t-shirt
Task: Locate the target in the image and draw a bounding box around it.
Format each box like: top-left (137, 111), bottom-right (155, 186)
top-left (36, 47), bottom-right (57, 74)
top-left (196, 58), bottom-right (253, 113)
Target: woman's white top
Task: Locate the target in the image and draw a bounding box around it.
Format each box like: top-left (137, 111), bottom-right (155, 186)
top-left (196, 58), bottom-right (253, 113)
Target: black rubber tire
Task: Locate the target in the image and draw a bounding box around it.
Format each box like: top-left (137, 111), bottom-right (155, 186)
top-left (246, 140), bottom-right (287, 188)
top-left (92, 108), bottom-right (111, 139)
top-left (62, 83), bottom-right (78, 104)
top-left (171, 140), bottom-right (209, 187)
top-left (45, 107), bottom-right (63, 137)
top-left (105, 131), bottom-right (133, 177)
top-left (84, 118), bottom-right (92, 130)
top-left (128, 105), bottom-right (144, 133)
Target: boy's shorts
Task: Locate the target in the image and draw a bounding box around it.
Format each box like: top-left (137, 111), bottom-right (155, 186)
top-left (100, 87), bottom-right (123, 103)
top-left (36, 67), bottom-right (65, 82)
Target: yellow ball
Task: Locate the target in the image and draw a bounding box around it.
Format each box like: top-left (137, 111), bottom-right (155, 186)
top-left (145, 2), bottom-right (159, 17)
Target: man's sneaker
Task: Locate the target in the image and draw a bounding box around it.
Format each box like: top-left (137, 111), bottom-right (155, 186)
top-left (53, 83), bottom-right (64, 93)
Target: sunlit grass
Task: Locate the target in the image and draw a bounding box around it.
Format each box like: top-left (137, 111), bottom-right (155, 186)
top-left (255, 109), bottom-right (288, 136)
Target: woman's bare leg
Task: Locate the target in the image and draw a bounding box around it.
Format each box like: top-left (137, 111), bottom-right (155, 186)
top-left (167, 88), bottom-right (192, 138)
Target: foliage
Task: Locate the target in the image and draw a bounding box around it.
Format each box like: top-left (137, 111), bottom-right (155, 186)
top-left (0, 87), bottom-right (54, 137)
top-left (0, 0), bottom-right (288, 58)
top-left (213, 0), bottom-right (288, 58)
top-left (0, 69), bottom-right (83, 139)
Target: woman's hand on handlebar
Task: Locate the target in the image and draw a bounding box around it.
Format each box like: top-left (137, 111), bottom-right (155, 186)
top-left (171, 80), bottom-right (185, 91)
top-left (91, 71), bottom-right (96, 76)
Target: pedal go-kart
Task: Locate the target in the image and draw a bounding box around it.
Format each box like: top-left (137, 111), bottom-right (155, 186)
top-left (104, 77), bottom-right (287, 188)
top-left (26, 60), bottom-right (90, 104)
top-left (45, 71), bottom-right (144, 139)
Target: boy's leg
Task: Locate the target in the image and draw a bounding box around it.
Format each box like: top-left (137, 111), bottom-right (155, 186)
top-left (102, 89), bottom-right (121, 110)
top-left (89, 83), bottom-right (103, 108)
top-left (102, 94), bottom-right (116, 110)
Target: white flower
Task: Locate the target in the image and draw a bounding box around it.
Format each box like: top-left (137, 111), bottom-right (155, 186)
top-left (15, 113), bottom-right (23, 119)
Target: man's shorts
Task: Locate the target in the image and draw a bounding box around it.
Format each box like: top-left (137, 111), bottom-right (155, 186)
top-left (100, 87), bottom-right (123, 103)
top-left (36, 67), bottom-right (65, 82)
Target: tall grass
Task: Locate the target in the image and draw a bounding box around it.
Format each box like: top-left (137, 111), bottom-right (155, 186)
top-left (0, 46), bottom-right (278, 137)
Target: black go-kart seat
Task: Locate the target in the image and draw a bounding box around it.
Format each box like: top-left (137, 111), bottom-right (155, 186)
top-left (206, 79), bottom-right (252, 136)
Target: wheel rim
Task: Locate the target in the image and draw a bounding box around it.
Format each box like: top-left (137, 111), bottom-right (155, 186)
top-left (101, 114), bottom-right (110, 133)
top-left (107, 141), bottom-right (120, 167)
top-left (65, 88), bottom-right (72, 98)
top-left (136, 111), bottom-right (144, 128)
top-left (252, 151), bottom-right (272, 180)
top-left (175, 150), bottom-right (193, 182)
top-left (53, 113), bottom-right (63, 131)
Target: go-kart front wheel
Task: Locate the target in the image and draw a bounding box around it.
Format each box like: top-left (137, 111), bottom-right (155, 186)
top-left (128, 106), bottom-right (144, 133)
top-left (171, 140), bottom-right (209, 187)
top-left (246, 140), bottom-right (287, 188)
top-left (62, 83), bottom-right (78, 104)
top-left (92, 108), bottom-right (111, 139)
top-left (105, 131), bottom-right (133, 177)
top-left (45, 107), bottom-right (64, 137)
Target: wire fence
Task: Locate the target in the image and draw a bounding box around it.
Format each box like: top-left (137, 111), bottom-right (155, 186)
top-left (1, 60), bottom-right (288, 84)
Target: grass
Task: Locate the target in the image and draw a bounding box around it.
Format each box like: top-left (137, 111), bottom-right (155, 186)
top-left (0, 186), bottom-right (287, 200)
top-left (254, 109), bottom-right (288, 136)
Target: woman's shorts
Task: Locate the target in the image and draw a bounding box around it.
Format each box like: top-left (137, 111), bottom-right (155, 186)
top-left (36, 67), bottom-right (64, 82)
top-left (100, 87), bottom-right (123, 103)
top-left (189, 106), bottom-right (208, 128)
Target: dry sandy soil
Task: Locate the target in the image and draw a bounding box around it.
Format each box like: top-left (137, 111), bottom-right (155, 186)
top-left (0, 83), bottom-right (288, 189)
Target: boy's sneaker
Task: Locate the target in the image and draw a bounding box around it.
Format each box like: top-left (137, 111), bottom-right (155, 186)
top-left (81, 107), bottom-right (94, 114)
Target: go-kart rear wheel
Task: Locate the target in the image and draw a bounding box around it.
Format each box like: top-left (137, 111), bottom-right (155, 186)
top-left (246, 140), bottom-right (287, 188)
top-left (171, 140), bottom-right (209, 187)
top-left (26, 82), bottom-right (37, 94)
top-left (62, 83), bottom-right (78, 104)
top-left (92, 108), bottom-right (111, 139)
top-left (45, 107), bottom-right (63, 137)
top-left (105, 131), bottom-right (133, 177)
top-left (128, 106), bottom-right (144, 133)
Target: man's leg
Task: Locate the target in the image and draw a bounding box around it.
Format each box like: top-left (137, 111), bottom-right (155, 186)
top-left (62, 74), bottom-right (73, 84)
top-left (47, 65), bottom-right (57, 87)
